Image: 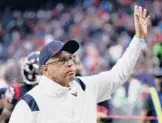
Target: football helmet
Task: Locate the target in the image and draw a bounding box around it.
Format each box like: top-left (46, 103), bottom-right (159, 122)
top-left (22, 51), bottom-right (41, 85)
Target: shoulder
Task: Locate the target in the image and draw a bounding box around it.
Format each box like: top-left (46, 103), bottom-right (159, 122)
top-left (21, 94), bottom-right (39, 112)
top-left (9, 100), bottom-right (33, 123)
top-left (75, 77), bottom-right (86, 91)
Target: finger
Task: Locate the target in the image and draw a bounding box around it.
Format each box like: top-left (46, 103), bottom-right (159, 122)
top-left (145, 15), bottom-right (151, 25)
top-left (139, 6), bottom-right (143, 17)
top-left (134, 5), bottom-right (139, 16)
top-left (143, 8), bottom-right (147, 19)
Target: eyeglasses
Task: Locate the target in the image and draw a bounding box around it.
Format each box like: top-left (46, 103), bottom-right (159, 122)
top-left (45, 55), bottom-right (76, 65)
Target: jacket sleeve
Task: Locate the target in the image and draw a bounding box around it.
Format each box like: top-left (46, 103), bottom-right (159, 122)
top-left (9, 100), bottom-right (33, 123)
top-left (80, 36), bottom-right (145, 103)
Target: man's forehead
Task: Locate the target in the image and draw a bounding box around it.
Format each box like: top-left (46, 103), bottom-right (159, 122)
top-left (59, 51), bottom-right (73, 56)
top-left (52, 51), bottom-right (73, 58)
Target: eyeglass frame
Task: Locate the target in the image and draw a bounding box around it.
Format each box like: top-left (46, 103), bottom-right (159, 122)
top-left (45, 55), bottom-right (76, 66)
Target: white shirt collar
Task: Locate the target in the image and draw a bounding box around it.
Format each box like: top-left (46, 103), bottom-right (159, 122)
top-left (38, 75), bottom-right (73, 97)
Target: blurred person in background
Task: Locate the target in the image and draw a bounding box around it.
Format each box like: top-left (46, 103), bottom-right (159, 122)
top-left (152, 42), bottom-right (162, 68)
top-left (127, 74), bottom-right (143, 115)
top-left (0, 87), bottom-right (7, 123)
top-left (140, 70), bottom-right (162, 123)
top-left (97, 100), bottom-right (112, 123)
top-left (8, 5), bottom-right (150, 123)
top-left (74, 55), bottom-right (84, 77)
top-left (0, 51), bottom-right (41, 123)
top-left (0, 63), bottom-right (13, 123)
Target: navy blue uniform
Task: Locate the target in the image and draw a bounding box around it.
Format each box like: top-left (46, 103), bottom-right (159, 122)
top-left (143, 91), bottom-right (162, 123)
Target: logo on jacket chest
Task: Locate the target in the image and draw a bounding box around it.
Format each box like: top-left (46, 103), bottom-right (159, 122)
top-left (71, 92), bottom-right (77, 97)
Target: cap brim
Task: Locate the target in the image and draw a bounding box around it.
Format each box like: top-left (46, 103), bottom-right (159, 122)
top-left (154, 74), bottom-right (162, 78)
top-left (61, 40), bottom-right (79, 54)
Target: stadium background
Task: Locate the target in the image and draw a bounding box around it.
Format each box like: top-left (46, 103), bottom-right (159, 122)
top-left (0, 0), bottom-right (162, 122)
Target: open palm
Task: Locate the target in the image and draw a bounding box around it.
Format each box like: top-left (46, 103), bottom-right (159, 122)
top-left (134, 5), bottom-right (150, 38)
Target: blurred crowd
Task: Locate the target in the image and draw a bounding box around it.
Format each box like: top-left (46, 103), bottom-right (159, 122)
top-left (0, 0), bottom-right (162, 122)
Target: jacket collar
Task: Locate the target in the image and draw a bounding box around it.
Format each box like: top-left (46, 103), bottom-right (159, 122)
top-left (38, 75), bottom-right (73, 97)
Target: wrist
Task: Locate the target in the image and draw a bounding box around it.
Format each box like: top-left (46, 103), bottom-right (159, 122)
top-left (135, 34), bottom-right (145, 39)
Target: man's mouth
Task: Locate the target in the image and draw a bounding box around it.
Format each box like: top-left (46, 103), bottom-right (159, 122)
top-left (67, 70), bottom-right (75, 74)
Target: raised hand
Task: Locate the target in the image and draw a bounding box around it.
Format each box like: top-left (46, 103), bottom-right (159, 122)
top-left (134, 5), bottom-right (150, 39)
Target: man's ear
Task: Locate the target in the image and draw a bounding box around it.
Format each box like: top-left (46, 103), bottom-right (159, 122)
top-left (40, 65), bottom-right (48, 74)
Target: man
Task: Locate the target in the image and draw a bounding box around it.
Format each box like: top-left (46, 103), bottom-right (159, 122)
top-left (9, 5), bottom-right (150, 123)
top-left (0, 51), bottom-right (40, 123)
top-left (140, 70), bottom-right (162, 123)
top-left (0, 88), bottom-right (7, 115)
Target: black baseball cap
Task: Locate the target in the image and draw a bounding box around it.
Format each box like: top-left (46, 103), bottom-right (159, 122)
top-left (39, 40), bottom-right (79, 67)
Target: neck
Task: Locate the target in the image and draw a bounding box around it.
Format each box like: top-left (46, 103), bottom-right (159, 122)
top-left (58, 82), bottom-right (69, 87)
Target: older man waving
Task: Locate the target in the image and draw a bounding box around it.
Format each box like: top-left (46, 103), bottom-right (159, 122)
top-left (9, 5), bottom-right (150, 123)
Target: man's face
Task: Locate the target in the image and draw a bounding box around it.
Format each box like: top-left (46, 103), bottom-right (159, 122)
top-left (43, 51), bottom-right (76, 86)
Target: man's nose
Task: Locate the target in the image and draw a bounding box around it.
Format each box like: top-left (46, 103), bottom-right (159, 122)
top-left (66, 60), bottom-right (74, 67)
